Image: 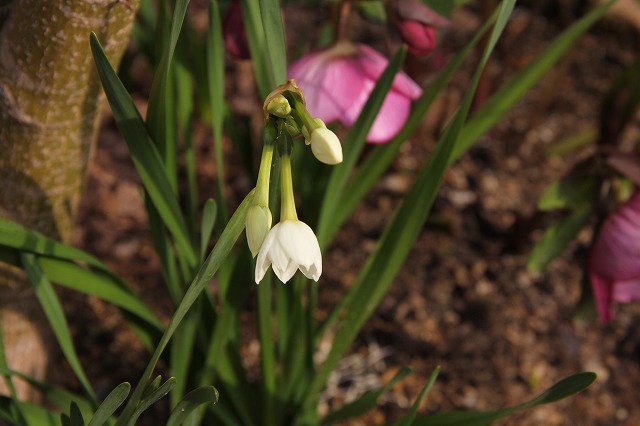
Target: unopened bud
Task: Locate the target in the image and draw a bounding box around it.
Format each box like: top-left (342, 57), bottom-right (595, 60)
top-left (310, 128), bottom-right (343, 165)
top-left (266, 95), bottom-right (292, 118)
top-left (301, 118), bottom-right (326, 145)
top-left (246, 204), bottom-right (273, 257)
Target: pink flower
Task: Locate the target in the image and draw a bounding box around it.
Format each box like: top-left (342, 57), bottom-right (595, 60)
top-left (395, 0), bottom-right (450, 56)
top-left (223, 0), bottom-right (250, 60)
top-left (588, 191), bottom-right (640, 321)
top-left (287, 41), bottom-right (422, 144)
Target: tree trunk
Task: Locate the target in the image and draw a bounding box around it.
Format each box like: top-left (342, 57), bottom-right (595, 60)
top-left (0, 0), bottom-right (140, 399)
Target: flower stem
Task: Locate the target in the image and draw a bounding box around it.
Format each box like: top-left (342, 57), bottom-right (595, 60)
top-left (279, 145), bottom-right (298, 222)
top-left (256, 121), bottom-right (277, 206)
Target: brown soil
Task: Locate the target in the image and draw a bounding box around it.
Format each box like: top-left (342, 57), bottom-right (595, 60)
top-left (54, 2), bottom-right (640, 425)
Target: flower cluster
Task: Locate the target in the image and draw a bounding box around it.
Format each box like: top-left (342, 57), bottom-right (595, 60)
top-left (247, 81), bottom-right (343, 284)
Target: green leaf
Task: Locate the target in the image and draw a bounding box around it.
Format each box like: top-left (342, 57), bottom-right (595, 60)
top-left (538, 177), bottom-right (597, 211)
top-left (0, 219), bottom-right (107, 269)
top-left (395, 367), bottom-right (439, 426)
top-left (36, 256), bottom-right (163, 333)
top-left (21, 254), bottom-right (96, 403)
top-left (0, 319), bottom-right (26, 425)
top-left (115, 191), bottom-right (254, 426)
top-left (317, 47), bottom-right (407, 245)
top-left (200, 199), bottom-right (218, 260)
top-left (88, 383), bottom-right (131, 426)
top-left (259, 0), bottom-right (287, 86)
top-left (167, 386), bottom-right (219, 426)
top-left (146, 0), bottom-right (191, 187)
top-left (306, 0), bottom-right (516, 412)
top-left (241, 0), bottom-right (275, 97)
top-left (0, 368), bottom-right (93, 419)
top-left (170, 305), bottom-right (200, 407)
top-left (411, 372), bottom-right (597, 425)
top-left (0, 396), bottom-right (61, 426)
top-left (527, 205), bottom-right (593, 274)
top-left (90, 33), bottom-right (197, 267)
top-left (322, 367), bottom-right (412, 425)
top-left (128, 378), bottom-right (176, 426)
top-left (206, 0), bottom-right (229, 225)
top-left (316, 9), bottom-right (495, 249)
top-left (450, 0), bottom-right (614, 165)
top-left (68, 402), bottom-right (85, 426)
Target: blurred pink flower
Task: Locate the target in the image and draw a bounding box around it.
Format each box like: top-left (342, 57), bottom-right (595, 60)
top-left (223, 0), bottom-right (250, 60)
top-left (287, 41), bottom-right (422, 144)
top-left (395, 0), bottom-right (450, 56)
top-left (588, 191), bottom-right (640, 321)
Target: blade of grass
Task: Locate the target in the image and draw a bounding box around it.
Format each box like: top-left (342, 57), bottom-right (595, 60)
top-left (88, 382), bottom-right (131, 426)
top-left (303, 0), bottom-right (516, 412)
top-left (395, 367), bottom-right (440, 426)
top-left (259, 0), bottom-right (287, 85)
top-left (316, 47), bottom-right (406, 246)
top-left (450, 0), bottom-right (614, 164)
top-left (241, 0), bottom-right (275, 97)
top-left (21, 253), bottom-right (97, 404)
top-left (90, 33), bottom-right (197, 267)
top-left (411, 372), bottom-right (596, 426)
top-left (146, 0), bottom-right (191, 189)
top-left (114, 191), bottom-right (253, 426)
top-left (206, 0), bottom-right (229, 223)
top-left (0, 327), bottom-right (27, 425)
top-left (316, 13), bottom-right (496, 250)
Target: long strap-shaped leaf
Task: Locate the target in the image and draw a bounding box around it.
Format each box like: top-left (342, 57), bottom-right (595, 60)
top-left (90, 33), bottom-right (197, 266)
top-left (146, 0), bottom-right (191, 187)
top-left (114, 191), bottom-right (253, 426)
top-left (411, 372), bottom-right (596, 425)
top-left (303, 0), bottom-right (516, 413)
top-left (316, 47), bottom-right (407, 246)
top-left (21, 253), bottom-right (97, 405)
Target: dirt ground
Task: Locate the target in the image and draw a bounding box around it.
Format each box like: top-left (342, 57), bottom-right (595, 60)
top-left (59, 2), bottom-right (640, 425)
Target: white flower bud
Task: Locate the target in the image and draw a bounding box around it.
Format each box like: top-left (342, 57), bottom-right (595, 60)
top-left (309, 127), bottom-right (343, 165)
top-left (246, 205), bottom-right (272, 257)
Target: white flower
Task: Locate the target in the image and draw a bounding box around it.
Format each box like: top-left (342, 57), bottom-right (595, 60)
top-left (310, 127), bottom-right (343, 165)
top-left (246, 204), bottom-right (272, 257)
top-left (255, 220), bottom-right (322, 284)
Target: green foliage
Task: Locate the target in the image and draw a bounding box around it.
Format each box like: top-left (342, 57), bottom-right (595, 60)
top-left (411, 372), bottom-right (596, 425)
top-left (0, 0), bottom-right (613, 425)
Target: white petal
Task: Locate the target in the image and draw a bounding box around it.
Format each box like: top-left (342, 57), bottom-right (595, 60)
top-left (272, 259), bottom-right (298, 283)
top-left (281, 221), bottom-right (322, 266)
top-left (255, 225), bottom-right (277, 283)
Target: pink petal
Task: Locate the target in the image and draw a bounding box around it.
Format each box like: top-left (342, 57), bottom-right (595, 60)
top-left (613, 277), bottom-right (640, 303)
top-left (589, 192), bottom-right (640, 281)
top-left (289, 51), bottom-right (368, 124)
top-left (396, 0), bottom-right (451, 27)
top-left (588, 272), bottom-right (614, 323)
top-left (366, 89), bottom-right (413, 143)
top-left (355, 44), bottom-right (422, 100)
top-left (588, 190), bottom-right (640, 320)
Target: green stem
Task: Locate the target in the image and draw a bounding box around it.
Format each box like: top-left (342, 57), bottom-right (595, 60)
top-left (280, 154), bottom-right (298, 221)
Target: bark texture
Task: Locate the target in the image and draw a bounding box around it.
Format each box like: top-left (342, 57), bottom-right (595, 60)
top-left (0, 0), bottom-right (140, 399)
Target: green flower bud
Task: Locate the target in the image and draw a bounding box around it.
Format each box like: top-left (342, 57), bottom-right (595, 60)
top-left (266, 94), bottom-right (292, 118)
top-left (246, 204), bottom-right (273, 257)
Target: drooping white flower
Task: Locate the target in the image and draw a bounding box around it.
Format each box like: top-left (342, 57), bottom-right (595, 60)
top-left (255, 220), bottom-right (322, 284)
